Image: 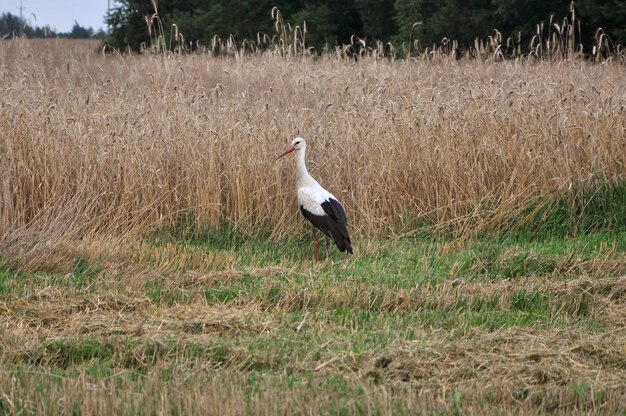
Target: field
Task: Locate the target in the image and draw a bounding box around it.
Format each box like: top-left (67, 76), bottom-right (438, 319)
top-left (1, 39), bottom-right (625, 414)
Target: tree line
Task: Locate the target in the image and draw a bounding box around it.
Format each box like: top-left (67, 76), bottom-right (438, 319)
top-left (3, 1), bottom-right (624, 55)
top-left (0, 12), bottom-right (104, 39)
top-left (103, 0), bottom-right (625, 55)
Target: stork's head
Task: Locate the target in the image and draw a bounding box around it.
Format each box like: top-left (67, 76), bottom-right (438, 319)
top-left (277, 137), bottom-right (306, 159)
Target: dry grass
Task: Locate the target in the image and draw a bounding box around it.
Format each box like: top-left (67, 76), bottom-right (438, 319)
top-left (1, 231), bottom-right (625, 414)
top-left (2, 329), bottom-right (624, 415)
top-left (1, 39), bottom-right (625, 265)
top-left (1, 252), bottom-right (625, 414)
top-left (362, 328), bottom-right (626, 412)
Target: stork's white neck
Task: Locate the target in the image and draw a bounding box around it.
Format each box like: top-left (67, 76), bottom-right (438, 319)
top-left (295, 148), bottom-right (319, 189)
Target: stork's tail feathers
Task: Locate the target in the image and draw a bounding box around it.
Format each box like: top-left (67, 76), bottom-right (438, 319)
top-left (333, 233), bottom-right (353, 254)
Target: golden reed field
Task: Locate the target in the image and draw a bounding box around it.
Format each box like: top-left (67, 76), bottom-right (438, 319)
top-left (1, 39), bottom-right (625, 266)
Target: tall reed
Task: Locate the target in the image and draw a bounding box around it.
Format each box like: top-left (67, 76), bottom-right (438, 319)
top-left (0, 39), bottom-right (624, 258)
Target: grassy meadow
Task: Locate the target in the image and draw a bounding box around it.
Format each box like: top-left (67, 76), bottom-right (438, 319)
top-left (0, 39), bottom-right (625, 414)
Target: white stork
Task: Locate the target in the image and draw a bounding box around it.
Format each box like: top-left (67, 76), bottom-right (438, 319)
top-left (277, 137), bottom-right (353, 262)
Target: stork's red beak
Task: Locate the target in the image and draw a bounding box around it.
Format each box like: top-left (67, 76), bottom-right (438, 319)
top-left (276, 144), bottom-right (295, 160)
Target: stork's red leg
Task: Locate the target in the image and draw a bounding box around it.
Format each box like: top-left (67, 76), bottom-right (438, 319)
top-left (312, 227), bottom-right (319, 263)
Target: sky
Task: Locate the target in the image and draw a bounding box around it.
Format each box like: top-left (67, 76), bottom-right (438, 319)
top-left (2, 0), bottom-right (111, 32)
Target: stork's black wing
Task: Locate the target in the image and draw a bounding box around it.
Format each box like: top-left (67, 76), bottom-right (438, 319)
top-left (300, 198), bottom-right (352, 254)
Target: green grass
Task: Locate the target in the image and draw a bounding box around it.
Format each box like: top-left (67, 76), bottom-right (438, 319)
top-left (71, 257), bottom-right (103, 287)
top-left (509, 180), bottom-right (626, 238)
top-left (1, 211), bottom-right (625, 414)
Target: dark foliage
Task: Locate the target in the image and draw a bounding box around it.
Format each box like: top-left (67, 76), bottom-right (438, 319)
top-left (102, 0), bottom-right (624, 54)
top-left (5, 1), bottom-right (623, 54)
